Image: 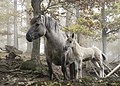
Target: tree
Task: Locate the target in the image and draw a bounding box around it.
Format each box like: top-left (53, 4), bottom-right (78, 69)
top-left (30, 0), bottom-right (42, 69)
top-left (14, 0), bottom-right (18, 48)
top-left (75, 2), bottom-right (80, 43)
top-left (0, 0), bottom-right (13, 46)
top-left (101, 1), bottom-right (107, 54)
top-left (64, 0), bottom-right (120, 53)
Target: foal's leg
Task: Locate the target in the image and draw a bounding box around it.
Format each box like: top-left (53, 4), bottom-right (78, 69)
top-left (91, 60), bottom-right (100, 77)
top-left (75, 61), bottom-right (79, 79)
top-left (91, 60), bottom-right (104, 77)
top-left (99, 56), bottom-right (104, 77)
top-left (78, 58), bottom-right (82, 78)
top-left (46, 58), bottom-right (53, 80)
top-left (79, 58), bottom-right (83, 78)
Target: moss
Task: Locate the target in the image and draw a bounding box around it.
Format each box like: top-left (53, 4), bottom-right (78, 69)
top-left (20, 60), bottom-right (37, 71)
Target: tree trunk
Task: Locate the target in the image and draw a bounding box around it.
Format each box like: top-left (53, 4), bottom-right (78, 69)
top-left (31, 0), bottom-right (41, 69)
top-left (75, 3), bottom-right (80, 44)
top-left (7, 9), bottom-right (11, 45)
top-left (14, 0), bottom-right (18, 48)
top-left (31, 0), bottom-right (42, 16)
top-left (101, 2), bottom-right (107, 54)
top-left (66, 4), bottom-right (72, 35)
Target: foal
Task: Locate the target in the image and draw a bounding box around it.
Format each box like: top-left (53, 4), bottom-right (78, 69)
top-left (65, 33), bottom-right (106, 78)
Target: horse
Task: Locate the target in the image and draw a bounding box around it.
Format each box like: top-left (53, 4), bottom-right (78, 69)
top-left (65, 33), bottom-right (106, 78)
top-left (26, 15), bottom-right (78, 80)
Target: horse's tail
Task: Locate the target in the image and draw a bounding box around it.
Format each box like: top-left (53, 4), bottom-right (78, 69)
top-left (102, 53), bottom-right (107, 61)
top-left (92, 46), bottom-right (107, 61)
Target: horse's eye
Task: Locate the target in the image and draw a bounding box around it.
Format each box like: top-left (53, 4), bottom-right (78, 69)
top-left (36, 23), bottom-right (39, 27)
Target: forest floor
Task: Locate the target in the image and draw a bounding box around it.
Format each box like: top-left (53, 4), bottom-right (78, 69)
top-left (0, 52), bottom-right (120, 86)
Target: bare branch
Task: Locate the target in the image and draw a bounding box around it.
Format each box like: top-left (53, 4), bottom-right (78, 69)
top-left (106, 28), bottom-right (120, 34)
top-left (61, 6), bottom-right (75, 16)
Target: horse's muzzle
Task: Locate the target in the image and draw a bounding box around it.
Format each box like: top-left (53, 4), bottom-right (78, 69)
top-left (26, 33), bottom-right (33, 42)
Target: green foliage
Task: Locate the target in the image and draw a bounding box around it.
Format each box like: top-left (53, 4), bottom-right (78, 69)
top-left (64, 0), bottom-right (120, 41)
top-left (64, 13), bottom-right (99, 36)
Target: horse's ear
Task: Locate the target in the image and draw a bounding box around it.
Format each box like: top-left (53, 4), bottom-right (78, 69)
top-left (71, 33), bottom-right (75, 38)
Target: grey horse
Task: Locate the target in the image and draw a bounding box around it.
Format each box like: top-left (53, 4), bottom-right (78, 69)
top-left (26, 15), bottom-right (78, 80)
top-left (65, 33), bottom-right (106, 78)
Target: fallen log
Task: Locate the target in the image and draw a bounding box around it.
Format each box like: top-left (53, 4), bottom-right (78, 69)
top-left (103, 62), bottom-right (119, 77)
top-left (5, 45), bottom-right (23, 54)
top-left (105, 63), bottom-right (120, 78)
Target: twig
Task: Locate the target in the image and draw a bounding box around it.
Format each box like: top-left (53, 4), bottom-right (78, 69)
top-left (0, 47), bottom-right (6, 51)
top-left (110, 55), bottom-right (120, 64)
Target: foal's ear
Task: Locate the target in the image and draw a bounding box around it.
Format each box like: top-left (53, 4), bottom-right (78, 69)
top-left (66, 33), bottom-right (69, 38)
top-left (71, 33), bottom-right (75, 38)
top-left (38, 15), bottom-right (41, 19)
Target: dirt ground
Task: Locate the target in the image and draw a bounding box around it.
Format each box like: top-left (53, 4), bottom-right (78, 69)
top-left (0, 52), bottom-right (120, 86)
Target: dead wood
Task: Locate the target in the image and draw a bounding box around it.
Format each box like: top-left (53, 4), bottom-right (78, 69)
top-left (5, 45), bottom-right (23, 54)
top-left (103, 62), bottom-right (119, 77)
top-left (105, 63), bottom-right (120, 78)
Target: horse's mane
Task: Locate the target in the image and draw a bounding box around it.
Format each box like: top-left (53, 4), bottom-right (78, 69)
top-left (44, 15), bottom-right (60, 32)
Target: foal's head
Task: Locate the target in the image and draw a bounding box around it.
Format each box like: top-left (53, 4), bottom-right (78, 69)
top-left (64, 33), bottom-right (75, 50)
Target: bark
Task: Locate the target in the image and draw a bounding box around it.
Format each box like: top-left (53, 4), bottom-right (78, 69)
top-left (26, 41), bottom-right (33, 53)
top-left (66, 6), bottom-right (71, 27)
top-left (31, 0), bottom-right (42, 16)
top-left (101, 2), bottom-right (107, 54)
top-left (14, 0), bottom-right (18, 49)
top-left (31, 39), bottom-right (40, 60)
top-left (66, 4), bottom-right (72, 35)
top-left (31, 0), bottom-right (42, 68)
top-left (75, 3), bottom-right (80, 44)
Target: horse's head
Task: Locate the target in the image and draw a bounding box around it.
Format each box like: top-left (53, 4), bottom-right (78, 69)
top-left (26, 15), bottom-right (46, 42)
top-left (64, 33), bottom-right (75, 51)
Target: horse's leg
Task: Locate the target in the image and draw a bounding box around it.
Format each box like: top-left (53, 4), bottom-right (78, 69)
top-left (69, 62), bottom-right (78, 79)
top-left (69, 62), bottom-right (75, 79)
top-left (61, 53), bottom-right (68, 80)
top-left (46, 58), bottom-right (53, 80)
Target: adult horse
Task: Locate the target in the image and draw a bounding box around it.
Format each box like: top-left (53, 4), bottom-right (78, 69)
top-left (65, 33), bottom-right (106, 78)
top-left (26, 15), bottom-right (77, 80)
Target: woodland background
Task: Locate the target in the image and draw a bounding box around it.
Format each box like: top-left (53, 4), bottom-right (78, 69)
top-left (0, 0), bottom-right (120, 85)
top-left (0, 0), bottom-right (120, 62)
